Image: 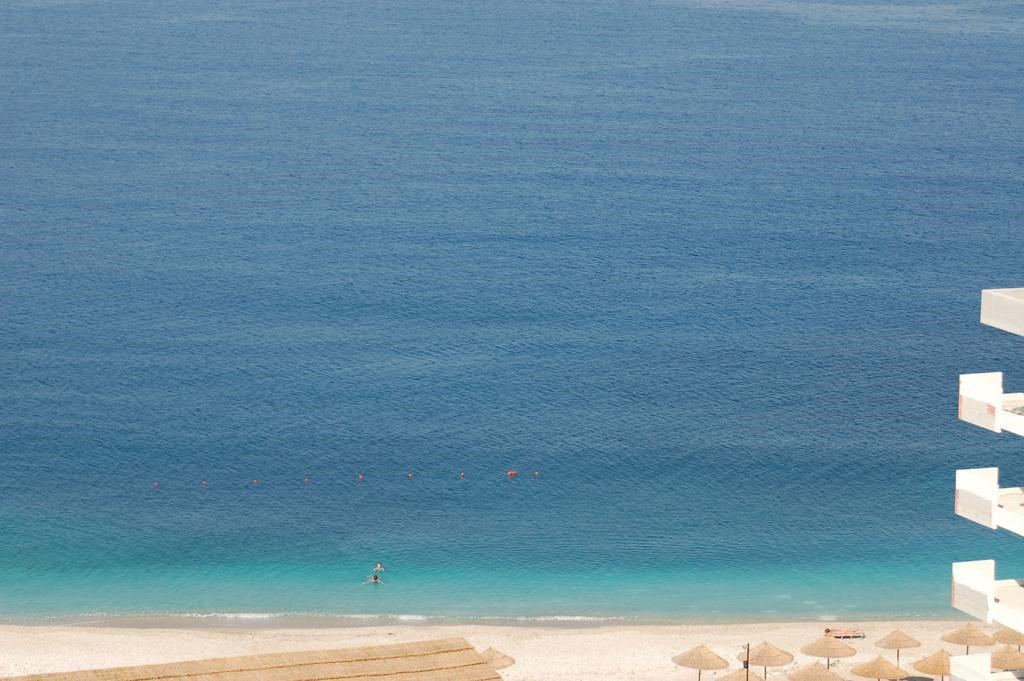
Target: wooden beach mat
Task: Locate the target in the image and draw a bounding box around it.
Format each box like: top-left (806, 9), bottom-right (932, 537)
top-left (0, 637), bottom-right (502, 681)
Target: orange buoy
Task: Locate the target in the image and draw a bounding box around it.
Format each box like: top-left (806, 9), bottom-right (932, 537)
top-left (357, 473), bottom-right (364, 481)
top-left (459, 471), bottom-right (465, 479)
top-left (507, 469), bottom-right (518, 478)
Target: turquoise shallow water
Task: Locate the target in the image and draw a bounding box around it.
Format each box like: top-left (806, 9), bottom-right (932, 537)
top-left (0, 562), bottom-right (957, 622)
top-left (2, 0), bottom-right (1024, 621)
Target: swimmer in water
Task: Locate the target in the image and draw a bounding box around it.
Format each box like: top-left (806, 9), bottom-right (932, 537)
top-left (373, 562), bottom-right (384, 572)
top-left (366, 574), bottom-right (382, 584)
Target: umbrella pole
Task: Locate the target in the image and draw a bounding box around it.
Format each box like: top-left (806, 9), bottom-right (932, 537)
top-left (897, 650), bottom-right (900, 667)
top-left (746, 644), bottom-right (750, 681)
top-left (699, 671), bottom-right (702, 681)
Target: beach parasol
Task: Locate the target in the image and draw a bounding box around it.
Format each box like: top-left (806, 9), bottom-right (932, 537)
top-left (802, 637), bottom-right (856, 669)
top-left (480, 647), bottom-right (516, 670)
top-left (876, 630), bottom-right (921, 667)
top-left (941, 623), bottom-right (995, 654)
top-left (995, 628), bottom-right (1024, 651)
top-left (851, 656), bottom-right (908, 681)
top-left (789, 662), bottom-right (846, 681)
top-left (912, 650), bottom-right (951, 681)
top-left (991, 645), bottom-right (1024, 671)
top-left (738, 642), bottom-right (794, 678)
top-left (721, 669), bottom-right (766, 681)
top-left (673, 645), bottom-right (730, 681)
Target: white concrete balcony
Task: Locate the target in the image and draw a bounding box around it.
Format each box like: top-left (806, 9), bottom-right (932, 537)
top-left (952, 560), bottom-right (1024, 634)
top-left (952, 653), bottom-right (1024, 681)
top-left (959, 373), bottom-right (1024, 436)
top-left (956, 468), bottom-right (1024, 537)
top-left (982, 289), bottom-right (1024, 337)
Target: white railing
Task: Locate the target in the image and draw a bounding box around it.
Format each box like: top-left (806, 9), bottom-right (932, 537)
top-left (959, 373), bottom-right (1024, 436)
top-left (951, 654), bottom-right (994, 681)
top-left (952, 560), bottom-right (1024, 635)
top-left (982, 289), bottom-right (1024, 338)
top-left (953, 560), bottom-right (995, 622)
top-left (955, 468), bottom-right (1024, 537)
top-left (951, 653), bottom-right (1024, 681)
top-left (956, 468), bottom-right (999, 529)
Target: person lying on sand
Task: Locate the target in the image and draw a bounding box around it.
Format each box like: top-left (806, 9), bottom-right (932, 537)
top-left (825, 627), bottom-right (864, 639)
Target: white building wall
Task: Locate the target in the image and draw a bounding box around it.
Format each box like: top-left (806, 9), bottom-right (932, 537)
top-left (952, 289), bottom-right (1024, 681)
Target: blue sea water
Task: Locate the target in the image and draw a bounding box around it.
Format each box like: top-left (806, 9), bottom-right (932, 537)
top-left (2, 0), bottom-right (1024, 622)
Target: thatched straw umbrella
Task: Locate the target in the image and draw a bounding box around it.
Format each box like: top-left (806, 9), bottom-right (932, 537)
top-left (876, 630), bottom-right (921, 667)
top-left (941, 623), bottom-right (996, 654)
top-left (673, 645), bottom-right (730, 681)
top-left (738, 642), bottom-right (795, 678)
top-left (851, 656), bottom-right (908, 681)
top-left (790, 662), bottom-right (846, 681)
top-left (991, 645), bottom-right (1024, 671)
top-left (912, 650), bottom-right (951, 681)
top-left (480, 647), bottom-right (515, 670)
top-left (995, 628), bottom-right (1024, 652)
top-left (802, 637), bottom-right (856, 670)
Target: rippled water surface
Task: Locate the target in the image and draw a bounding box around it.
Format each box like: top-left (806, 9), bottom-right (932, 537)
top-left (2, 0), bottom-right (1024, 620)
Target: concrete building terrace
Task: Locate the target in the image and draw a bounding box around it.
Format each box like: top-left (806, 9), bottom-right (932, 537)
top-left (952, 288), bottom-right (1024, 681)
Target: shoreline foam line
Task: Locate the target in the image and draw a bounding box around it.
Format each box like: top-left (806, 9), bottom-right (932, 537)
top-left (0, 611), bottom-right (968, 630)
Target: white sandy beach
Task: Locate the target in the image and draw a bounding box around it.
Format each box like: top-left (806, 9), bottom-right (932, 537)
top-left (0, 620), bottom-right (976, 680)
